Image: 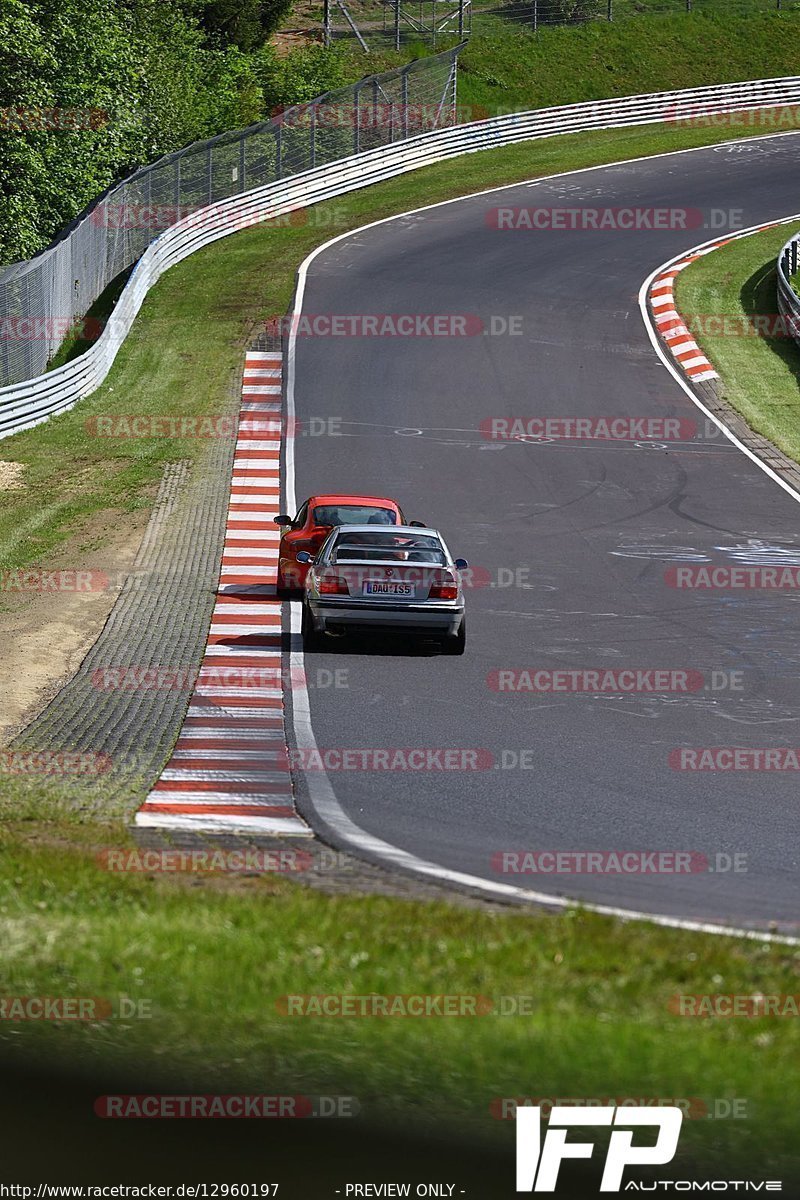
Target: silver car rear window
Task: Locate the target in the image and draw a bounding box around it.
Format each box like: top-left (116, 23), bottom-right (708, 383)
top-left (331, 532), bottom-right (446, 565)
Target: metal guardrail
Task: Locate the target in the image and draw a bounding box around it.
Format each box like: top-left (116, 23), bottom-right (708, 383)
top-left (776, 231), bottom-right (800, 343)
top-left (0, 47), bottom-right (461, 392)
top-left (4, 73), bottom-right (800, 439)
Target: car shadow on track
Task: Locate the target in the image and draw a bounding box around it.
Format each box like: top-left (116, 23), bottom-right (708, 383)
top-left (213, 588), bottom-right (448, 656)
top-left (304, 632), bottom-right (445, 657)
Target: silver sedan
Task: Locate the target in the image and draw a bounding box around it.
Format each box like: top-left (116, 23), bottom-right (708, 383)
top-left (297, 525), bottom-right (468, 654)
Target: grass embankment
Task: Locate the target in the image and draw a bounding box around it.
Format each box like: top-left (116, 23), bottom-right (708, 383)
top-left (0, 834), bottom-right (798, 1180)
top-left (328, 7), bottom-right (800, 114)
top-left (675, 222), bottom-right (800, 462)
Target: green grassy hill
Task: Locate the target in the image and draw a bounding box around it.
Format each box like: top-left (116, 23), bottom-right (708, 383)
top-left (330, 8), bottom-right (800, 113)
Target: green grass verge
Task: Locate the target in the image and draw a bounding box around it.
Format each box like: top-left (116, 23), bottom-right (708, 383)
top-left (3, 118), bottom-right (800, 1181)
top-left (0, 835), bottom-right (798, 1178)
top-left (675, 222), bottom-right (800, 462)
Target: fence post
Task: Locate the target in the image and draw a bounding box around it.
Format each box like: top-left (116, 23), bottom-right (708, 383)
top-left (533, 0), bottom-right (538, 35)
top-left (607, 0), bottom-right (613, 19)
top-left (275, 120), bottom-right (282, 179)
top-left (401, 70), bottom-right (409, 139)
top-left (239, 135), bottom-right (246, 191)
top-left (452, 50), bottom-right (458, 125)
top-left (790, 240), bottom-right (798, 277)
top-left (371, 79), bottom-right (377, 148)
top-left (309, 103), bottom-right (317, 169)
top-left (395, 0), bottom-right (401, 50)
top-left (353, 82), bottom-right (363, 154)
top-left (145, 168), bottom-right (153, 243)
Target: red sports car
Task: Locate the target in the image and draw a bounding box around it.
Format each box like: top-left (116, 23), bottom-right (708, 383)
top-left (274, 494), bottom-right (414, 594)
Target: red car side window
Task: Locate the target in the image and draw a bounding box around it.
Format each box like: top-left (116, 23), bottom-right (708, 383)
top-left (292, 502), bottom-right (309, 529)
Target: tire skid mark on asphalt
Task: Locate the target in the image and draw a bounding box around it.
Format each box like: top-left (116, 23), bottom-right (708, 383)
top-left (134, 350), bottom-right (310, 835)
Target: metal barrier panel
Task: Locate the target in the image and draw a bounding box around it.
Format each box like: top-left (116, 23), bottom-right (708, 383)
top-left (776, 231), bottom-right (800, 347)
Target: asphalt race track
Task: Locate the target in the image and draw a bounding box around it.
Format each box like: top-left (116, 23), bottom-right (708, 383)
top-left (288, 132), bottom-right (800, 933)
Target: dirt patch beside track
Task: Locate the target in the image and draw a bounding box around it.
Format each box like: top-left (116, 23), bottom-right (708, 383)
top-left (0, 512), bottom-right (149, 743)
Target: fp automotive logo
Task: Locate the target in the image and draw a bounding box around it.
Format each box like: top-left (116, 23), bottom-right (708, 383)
top-left (516, 1105), bottom-right (683, 1192)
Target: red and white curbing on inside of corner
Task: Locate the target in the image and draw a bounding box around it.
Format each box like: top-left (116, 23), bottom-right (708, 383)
top-left (649, 222), bottom-right (788, 385)
top-left (135, 350), bottom-right (309, 835)
top-left (648, 249), bottom-right (727, 384)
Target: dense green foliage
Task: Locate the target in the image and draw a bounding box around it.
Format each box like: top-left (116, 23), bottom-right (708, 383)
top-left (0, 0), bottom-right (353, 265)
top-left (192, 0), bottom-right (294, 50)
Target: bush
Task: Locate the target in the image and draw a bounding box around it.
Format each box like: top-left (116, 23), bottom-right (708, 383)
top-left (0, 0), bottom-right (269, 265)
